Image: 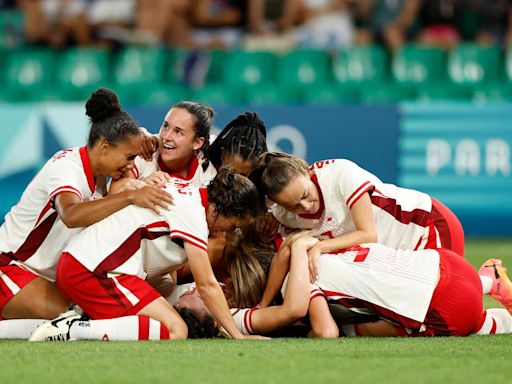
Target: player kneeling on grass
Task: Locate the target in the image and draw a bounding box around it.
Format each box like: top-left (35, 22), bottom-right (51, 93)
top-left (30, 168), bottom-right (267, 341)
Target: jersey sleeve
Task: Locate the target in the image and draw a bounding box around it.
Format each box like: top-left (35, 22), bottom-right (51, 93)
top-left (46, 156), bottom-right (88, 201)
top-left (230, 308), bottom-right (258, 335)
top-left (335, 160), bottom-right (376, 209)
top-left (161, 189), bottom-right (208, 252)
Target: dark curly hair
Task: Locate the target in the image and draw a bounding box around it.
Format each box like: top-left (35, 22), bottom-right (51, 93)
top-left (85, 88), bottom-right (140, 147)
top-left (207, 167), bottom-right (263, 220)
top-left (177, 307), bottom-right (217, 339)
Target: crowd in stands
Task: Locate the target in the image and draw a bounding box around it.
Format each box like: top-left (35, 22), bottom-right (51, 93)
top-left (1, 0), bottom-right (512, 52)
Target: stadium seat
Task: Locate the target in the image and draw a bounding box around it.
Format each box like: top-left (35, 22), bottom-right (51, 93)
top-left (333, 45), bottom-right (388, 85)
top-left (415, 84), bottom-right (471, 101)
top-left (302, 85), bottom-right (357, 104)
top-left (4, 48), bottom-right (57, 100)
top-left (57, 48), bottom-right (111, 101)
top-left (277, 49), bottom-right (331, 87)
top-left (359, 83), bottom-right (414, 104)
top-left (392, 45), bottom-right (447, 85)
top-left (166, 49), bottom-right (228, 86)
top-left (246, 84), bottom-right (299, 105)
top-left (191, 85), bottom-right (243, 106)
top-left (130, 84), bottom-right (189, 106)
top-left (448, 43), bottom-right (501, 86)
top-left (0, 10), bottom-right (24, 48)
top-left (112, 46), bottom-right (166, 89)
top-left (472, 83), bottom-right (512, 102)
top-left (223, 50), bottom-right (278, 87)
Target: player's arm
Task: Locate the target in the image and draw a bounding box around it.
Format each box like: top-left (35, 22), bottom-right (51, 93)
top-left (258, 244), bottom-right (291, 308)
top-left (307, 295), bottom-right (339, 338)
top-left (307, 192), bottom-right (377, 280)
top-left (185, 242), bottom-right (266, 340)
top-left (251, 236), bottom-right (312, 333)
top-left (54, 186), bottom-right (173, 228)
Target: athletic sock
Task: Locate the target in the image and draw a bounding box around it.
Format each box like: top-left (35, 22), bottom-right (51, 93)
top-left (70, 316), bottom-right (170, 341)
top-left (480, 276), bottom-right (493, 295)
top-left (476, 308), bottom-right (512, 335)
top-left (0, 319), bottom-right (48, 339)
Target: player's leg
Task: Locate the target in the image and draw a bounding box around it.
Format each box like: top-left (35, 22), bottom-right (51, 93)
top-left (423, 250), bottom-right (484, 336)
top-left (30, 252), bottom-right (180, 341)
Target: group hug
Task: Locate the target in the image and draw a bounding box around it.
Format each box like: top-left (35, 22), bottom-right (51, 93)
top-left (0, 88), bottom-right (511, 342)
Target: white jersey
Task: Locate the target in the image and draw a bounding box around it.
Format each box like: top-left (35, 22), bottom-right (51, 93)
top-left (314, 243), bottom-right (440, 329)
top-left (65, 178), bottom-right (209, 279)
top-left (132, 150), bottom-right (216, 187)
top-left (0, 146), bottom-right (101, 280)
top-left (272, 159), bottom-right (436, 251)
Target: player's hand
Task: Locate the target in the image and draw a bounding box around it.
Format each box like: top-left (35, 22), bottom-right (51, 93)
top-left (292, 234), bottom-right (319, 251)
top-left (112, 178), bottom-right (147, 193)
top-left (144, 171), bottom-right (171, 187)
top-left (128, 185), bottom-right (173, 213)
top-left (238, 334), bottom-right (271, 340)
top-left (306, 243), bottom-right (321, 283)
top-left (140, 133), bottom-right (158, 162)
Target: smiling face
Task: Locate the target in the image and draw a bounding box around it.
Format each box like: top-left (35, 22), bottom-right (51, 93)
top-left (99, 134), bottom-right (142, 180)
top-left (158, 107), bottom-right (204, 172)
top-left (272, 173), bottom-right (320, 215)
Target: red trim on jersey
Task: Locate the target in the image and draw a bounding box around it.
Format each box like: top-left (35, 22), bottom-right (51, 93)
top-left (170, 230), bottom-right (207, 252)
top-left (138, 316), bottom-right (150, 340)
top-left (347, 181), bottom-right (374, 209)
top-left (10, 211), bottom-right (59, 262)
top-left (199, 188), bottom-right (208, 210)
top-left (146, 221), bottom-right (170, 230)
top-left (160, 323), bottom-right (170, 339)
top-left (298, 174), bottom-right (325, 220)
top-left (248, 308), bottom-right (257, 334)
top-left (93, 226), bottom-right (170, 275)
top-left (158, 154), bottom-right (199, 180)
top-left (35, 201), bottom-right (52, 227)
top-left (490, 318), bottom-right (497, 335)
top-left (79, 146), bottom-right (96, 194)
top-left (370, 195), bottom-right (432, 227)
top-left (0, 253), bottom-right (13, 266)
top-left (49, 185), bottom-right (82, 201)
top-left (131, 164), bottom-right (139, 179)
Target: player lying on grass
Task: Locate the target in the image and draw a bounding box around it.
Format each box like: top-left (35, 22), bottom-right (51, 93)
top-left (0, 89), bottom-right (172, 336)
top-left (227, 234), bottom-right (512, 337)
top-left (29, 168), bottom-right (268, 341)
top-left (249, 152), bottom-right (467, 310)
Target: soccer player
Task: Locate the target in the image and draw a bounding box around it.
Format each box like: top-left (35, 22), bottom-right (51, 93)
top-left (208, 111), bottom-right (268, 177)
top-left (250, 152), bottom-right (465, 307)
top-left (0, 89), bottom-right (172, 327)
top-left (125, 101), bottom-right (217, 189)
top-left (224, 235), bottom-right (512, 338)
top-left (29, 168), bottom-right (267, 341)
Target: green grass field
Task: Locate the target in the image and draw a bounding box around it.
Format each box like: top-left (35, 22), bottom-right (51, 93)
top-left (1, 238), bottom-right (511, 384)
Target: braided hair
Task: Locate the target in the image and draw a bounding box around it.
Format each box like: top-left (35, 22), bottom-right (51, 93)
top-left (208, 112), bottom-right (267, 171)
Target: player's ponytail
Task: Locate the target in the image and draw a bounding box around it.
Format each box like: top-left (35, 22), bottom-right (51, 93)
top-left (86, 88), bottom-right (140, 147)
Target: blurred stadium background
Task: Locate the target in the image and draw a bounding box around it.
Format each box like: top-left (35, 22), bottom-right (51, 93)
top-left (0, 0), bottom-right (511, 237)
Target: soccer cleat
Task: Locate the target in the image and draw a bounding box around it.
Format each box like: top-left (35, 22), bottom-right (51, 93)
top-left (479, 258), bottom-right (512, 314)
top-left (29, 308), bottom-right (82, 342)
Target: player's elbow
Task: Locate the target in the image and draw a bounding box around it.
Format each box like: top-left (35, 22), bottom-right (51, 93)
top-left (59, 213), bottom-right (82, 228)
top-left (310, 325), bottom-right (339, 339)
top-left (283, 300), bottom-right (309, 322)
top-left (168, 321), bottom-right (188, 340)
